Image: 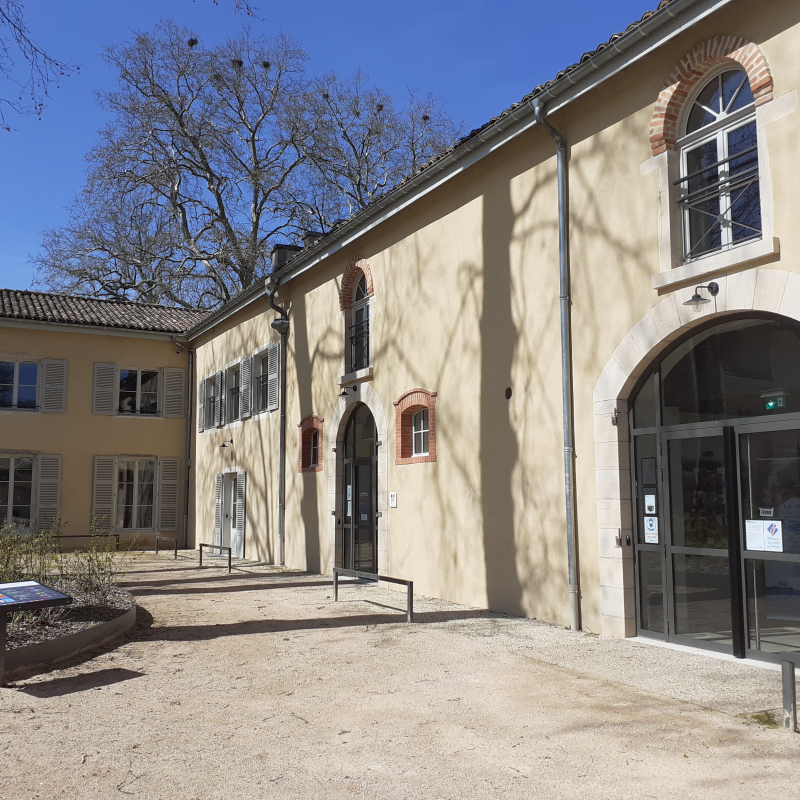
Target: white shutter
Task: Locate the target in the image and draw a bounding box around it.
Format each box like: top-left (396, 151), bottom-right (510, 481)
top-left (35, 455), bottom-right (62, 528)
top-left (213, 371), bottom-right (223, 427)
top-left (240, 357), bottom-right (253, 419)
top-left (162, 368), bottom-right (186, 418)
top-left (197, 378), bottom-right (206, 432)
top-left (40, 359), bottom-right (68, 413)
top-left (267, 344), bottom-right (279, 412)
top-left (157, 457), bottom-right (181, 531)
top-left (214, 473), bottom-right (224, 546)
top-left (92, 363), bottom-right (117, 415)
top-left (92, 456), bottom-right (116, 532)
top-left (232, 470), bottom-right (246, 558)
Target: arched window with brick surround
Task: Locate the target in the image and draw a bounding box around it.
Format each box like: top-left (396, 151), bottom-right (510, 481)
top-left (648, 36), bottom-right (773, 268)
top-left (339, 257), bottom-right (374, 376)
top-left (298, 415), bottom-right (324, 473)
top-left (394, 389), bottom-right (437, 465)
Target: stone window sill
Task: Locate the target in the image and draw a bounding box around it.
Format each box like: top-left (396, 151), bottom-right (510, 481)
top-left (653, 237), bottom-right (780, 292)
top-left (339, 366), bottom-right (374, 386)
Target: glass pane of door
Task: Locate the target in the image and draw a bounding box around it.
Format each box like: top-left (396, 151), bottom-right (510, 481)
top-left (739, 428), bottom-right (800, 656)
top-left (667, 435), bottom-right (734, 650)
top-left (354, 463), bottom-right (375, 572)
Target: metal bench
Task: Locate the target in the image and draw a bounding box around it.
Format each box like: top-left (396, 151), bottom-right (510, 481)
top-left (155, 536), bottom-right (178, 559)
top-left (332, 567), bottom-right (413, 622)
top-left (780, 651), bottom-right (800, 732)
top-left (199, 543), bottom-right (232, 574)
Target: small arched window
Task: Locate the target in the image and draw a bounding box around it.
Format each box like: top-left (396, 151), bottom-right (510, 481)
top-left (298, 415), bottom-right (324, 473)
top-left (678, 69), bottom-right (761, 260)
top-left (350, 274), bottom-right (370, 371)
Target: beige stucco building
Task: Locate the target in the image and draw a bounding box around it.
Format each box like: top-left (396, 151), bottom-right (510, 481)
top-left (5, 0), bottom-right (800, 666)
top-left (0, 291), bottom-right (205, 548)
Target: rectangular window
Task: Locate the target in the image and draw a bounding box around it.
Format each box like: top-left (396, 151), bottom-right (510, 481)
top-left (310, 430), bottom-right (319, 467)
top-left (350, 305), bottom-right (370, 371)
top-left (258, 356), bottom-right (269, 410)
top-left (413, 409), bottom-right (430, 456)
top-left (115, 458), bottom-right (155, 529)
top-left (228, 367), bottom-right (240, 421)
top-left (0, 361), bottom-right (39, 410)
top-left (206, 378), bottom-right (216, 425)
top-left (0, 456), bottom-right (34, 525)
top-left (118, 369), bottom-right (159, 415)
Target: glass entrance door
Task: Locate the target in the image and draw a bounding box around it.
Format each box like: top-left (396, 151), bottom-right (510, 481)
top-left (738, 424), bottom-right (800, 659)
top-left (663, 431), bottom-right (735, 653)
top-left (341, 403), bottom-right (378, 573)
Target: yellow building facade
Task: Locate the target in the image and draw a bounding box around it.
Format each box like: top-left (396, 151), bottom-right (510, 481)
top-left (5, 0), bottom-right (800, 666)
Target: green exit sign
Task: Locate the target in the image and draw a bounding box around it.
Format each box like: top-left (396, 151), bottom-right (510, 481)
top-left (766, 396), bottom-right (785, 410)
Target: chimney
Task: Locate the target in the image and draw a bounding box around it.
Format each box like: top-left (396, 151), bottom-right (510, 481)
top-left (302, 230), bottom-right (324, 249)
top-left (270, 243), bottom-right (302, 272)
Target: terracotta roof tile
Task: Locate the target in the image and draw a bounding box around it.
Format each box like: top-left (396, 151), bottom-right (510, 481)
top-left (0, 289), bottom-right (208, 334)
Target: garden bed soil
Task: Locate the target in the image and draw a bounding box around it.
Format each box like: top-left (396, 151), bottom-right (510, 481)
top-left (6, 586), bottom-right (135, 650)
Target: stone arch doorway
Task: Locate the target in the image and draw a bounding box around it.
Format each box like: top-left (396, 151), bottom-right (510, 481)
top-left (326, 383), bottom-right (389, 575)
top-left (594, 268), bottom-right (800, 646)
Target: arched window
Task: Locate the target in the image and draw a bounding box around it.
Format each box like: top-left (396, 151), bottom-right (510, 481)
top-left (298, 415), bottom-right (324, 473)
top-left (350, 274), bottom-right (370, 371)
top-left (678, 69), bottom-right (761, 260)
top-left (394, 389), bottom-right (437, 465)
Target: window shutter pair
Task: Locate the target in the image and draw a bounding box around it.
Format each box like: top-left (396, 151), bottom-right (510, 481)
top-left (40, 360), bottom-right (68, 413)
top-left (91, 456), bottom-right (181, 532)
top-left (36, 455), bottom-right (62, 528)
top-left (266, 344), bottom-right (279, 412)
top-left (92, 364), bottom-right (184, 416)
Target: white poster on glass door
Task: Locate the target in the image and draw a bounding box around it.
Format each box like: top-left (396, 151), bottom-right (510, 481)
top-left (643, 516), bottom-right (658, 544)
top-left (764, 520), bottom-right (783, 552)
top-left (745, 520), bottom-right (765, 551)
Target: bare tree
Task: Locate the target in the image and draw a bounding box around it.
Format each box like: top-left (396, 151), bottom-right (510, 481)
top-left (35, 22), bottom-right (308, 307)
top-left (0, 0), bottom-right (77, 130)
top-left (295, 70), bottom-right (460, 231)
top-left (0, 1), bottom-right (259, 132)
top-left (33, 25), bottom-right (461, 308)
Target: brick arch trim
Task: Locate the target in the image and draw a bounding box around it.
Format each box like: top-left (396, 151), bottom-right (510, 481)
top-left (339, 257), bottom-right (375, 312)
top-left (298, 414), bottom-right (324, 473)
top-left (394, 388), bottom-right (437, 465)
top-left (649, 36), bottom-right (773, 156)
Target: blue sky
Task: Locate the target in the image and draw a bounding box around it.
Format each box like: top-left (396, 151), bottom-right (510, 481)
top-left (0, 0), bottom-right (655, 291)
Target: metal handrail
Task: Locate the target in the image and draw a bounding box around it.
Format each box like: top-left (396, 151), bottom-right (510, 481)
top-left (673, 144), bottom-right (758, 185)
top-left (677, 165), bottom-right (758, 206)
top-left (155, 536), bottom-right (178, 559)
top-left (332, 567), bottom-right (413, 622)
top-left (199, 542), bottom-right (232, 573)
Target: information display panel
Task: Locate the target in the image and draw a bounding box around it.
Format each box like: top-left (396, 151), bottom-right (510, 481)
top-left (0, 581), bottom-right (72, 613)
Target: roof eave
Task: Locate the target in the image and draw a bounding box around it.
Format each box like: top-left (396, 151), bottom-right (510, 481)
top-left (186, 0), bottom-right (732, 340)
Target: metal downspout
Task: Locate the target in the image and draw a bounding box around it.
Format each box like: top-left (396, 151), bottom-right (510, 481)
top-left (533, 99), bottom-right (581, 632)
top-left (172, 336), bottom-right (193, 549)
top-left (267, 278), bottom-right (289, 566)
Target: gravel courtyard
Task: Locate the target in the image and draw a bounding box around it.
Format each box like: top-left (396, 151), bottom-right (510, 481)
top-left (1, 553), bottom-right (799, 799)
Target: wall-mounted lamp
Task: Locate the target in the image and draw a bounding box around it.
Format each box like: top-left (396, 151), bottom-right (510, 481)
top-left (338, 388), bottom-right (349, 398)
top-left (220, 439), bottom-right (234, 449)
top-left (683, 281), bottom-right (719, 312)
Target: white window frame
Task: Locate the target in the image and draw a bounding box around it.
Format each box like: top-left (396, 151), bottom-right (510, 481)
top-left (677, 67), bottom-right (760, 263)
top-left (115, 457), bottom-right (157, 531)
top-left (0, 454), bottom-right (36, 527)
top-left (0, 360), bottom-right (39, 412)
top-left (412, 408), bottom-right (429, 457)
top-left (117, 367), bottom-right (161, 416)
top-left (226, 364), bottom-right (241, 423)
top-left (205, 374), bottom-right (217, 426)
top-left (252, 343), bottom-right (279, 415)
top-left (310, 429), bottom-right (320, 467)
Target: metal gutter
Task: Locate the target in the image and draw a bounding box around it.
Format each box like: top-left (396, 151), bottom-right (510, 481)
top-left (185, 0), bottom-right (731, 341)
top-left (533, 100), bottom-right (581, 632)
top-left (0, 317), bottom-right (195, 340)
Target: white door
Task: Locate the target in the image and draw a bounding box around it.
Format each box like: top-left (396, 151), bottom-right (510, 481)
top-left (222, 474), bottom-right (235, 550)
